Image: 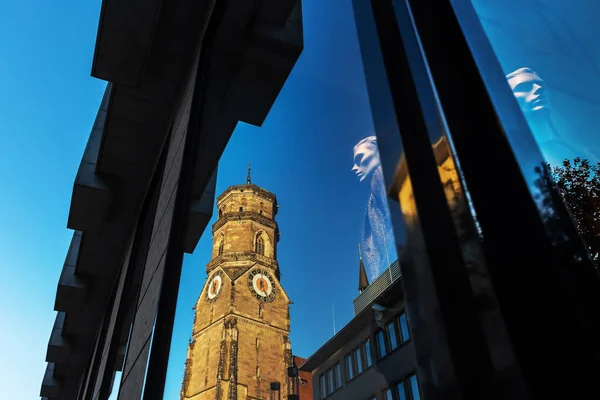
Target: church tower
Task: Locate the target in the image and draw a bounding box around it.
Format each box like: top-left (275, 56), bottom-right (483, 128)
top-left (181, 170), bottom-right (293, 400)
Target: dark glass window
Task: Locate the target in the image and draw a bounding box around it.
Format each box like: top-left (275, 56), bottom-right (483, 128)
top-left (319, 374), bottom-right (326, 399)
top-left (376, 330), bottom-right (387, 358)
top-left (345, 354), bottom-right (354, 380)
top-left (383, 388), bottom-right (393, 400)
top-left (409, 374), bottom-right (421, 400)
top-left (355, 348), bottom-right (363, 374)
top-left (364, 339), bottom-right (372, 367)
top-left (327, 369), bottom-right (334, 394)
top-left (255, 234), bottom-right (265, 255)
top-left (399, 313), bottom-right (410, 342)
top-left (396, 381), bottom-right (407, 400)
top-left (387, 321), bottom-right (398, 350)
top-left (334, 363), bottom-right (342, 389)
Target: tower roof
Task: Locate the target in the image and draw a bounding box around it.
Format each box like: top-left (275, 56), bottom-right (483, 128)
top-left (358, 244), bottom-right (369, 292)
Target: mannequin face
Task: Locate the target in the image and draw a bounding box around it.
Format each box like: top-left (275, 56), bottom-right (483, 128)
top-left (507, 70), bottom-right (550, 115)
top-left (352, 141), bottom-right (380, 182)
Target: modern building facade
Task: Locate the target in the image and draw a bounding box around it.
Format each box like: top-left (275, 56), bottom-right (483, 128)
top-left (40, 0), bottom-right (303, 399)
top-left (180, 179), bottom-right (304, 400)
top-left (301, 262), bottom-right (420, 400)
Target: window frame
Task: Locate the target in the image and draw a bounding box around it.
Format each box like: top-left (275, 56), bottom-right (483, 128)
top-left (333, 363), bottom-right (342, 390)
top-left (395, 372), bottom-right (421, 400)
top-left (319, 374), bottom-right (327, 399)
top-left (363, 339), bottom-right (373, 368)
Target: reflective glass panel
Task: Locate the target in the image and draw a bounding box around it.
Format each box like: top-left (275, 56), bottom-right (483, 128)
top-left (470, 0), bottom-right (600, 263)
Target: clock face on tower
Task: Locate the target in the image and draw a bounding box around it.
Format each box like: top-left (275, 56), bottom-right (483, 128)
top-left (248, 269), bottom-right (276, 302)
top-left (206, 273), bottom-right (223, 302)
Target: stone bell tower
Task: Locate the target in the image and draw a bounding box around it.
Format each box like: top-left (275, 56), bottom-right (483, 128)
top-left (181, 167), bottom-right (293, 400)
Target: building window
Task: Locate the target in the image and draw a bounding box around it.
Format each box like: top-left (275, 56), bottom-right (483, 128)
top-left (376, 330), bottom-right (387, 359)
top-left (396, 373), bottom-right (421, 400)
top-left (399, 313), bottom-right (410, 342)
top-left (255, 234), bottom-right (265, 255)
top-left (383, 388), bottom-right (393, 400)
top-left (397, 381), bottom-right (407, 400)
top-left (376, 311), bottom-right (411, 359)
top-left (327, 369), bottom-right (334, 394)
top-left (345, 354), bottom-right (354, 380)
top-left (387, 321), bottom-right (398, 350)
top-left (354, 348), bottom-right (363, 374)
top-left (409, 374), bottom-right (421, 400)
top-left (218, 236), bottom-right (224, 255)
top-left (364, 339), bottom-right (373, 368)
top-left (239, 207), bottom-right (243, 212)
top-left (319, 374), bottom-right (326, 399)
top-left (334, 363), bottom-right (342, 389)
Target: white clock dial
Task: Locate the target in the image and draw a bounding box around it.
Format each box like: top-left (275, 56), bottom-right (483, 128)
top-left (248, 269), bottom-right (276, 302)
top-left (207, 274), bottom-right (223, 300)
top-left (252, 273), bottom-right (273, 297)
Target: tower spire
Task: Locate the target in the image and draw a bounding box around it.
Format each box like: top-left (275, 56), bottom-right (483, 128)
top-left (358, 243), bottom-right (369, 293)
top-left (247, 162), bottom-right (252, 184)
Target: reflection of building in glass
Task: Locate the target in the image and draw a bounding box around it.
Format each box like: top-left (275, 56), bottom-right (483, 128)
top-left (181, 178), bottom-right (308, 399)
top-left (471, 0), bottom-right (600, 163)
top-left (392, 137), bottom-right (461, 224)
top-left (352, 137), bottom-right (397, 282)
top-left (506, 67), bottom-right (598, 166)
top-left (300, 261), bottom-right (419, 400)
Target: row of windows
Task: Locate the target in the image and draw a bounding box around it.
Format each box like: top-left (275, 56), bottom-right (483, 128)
top-left (375, 313), bottom-right (410, 359)
top-left (345, 339), bottom-right (372, 381)
top-left (319, 312), bottom-right (411, 399)
top-left (216, 233), bottom-right (265, 256)
top-left (319, 363), bottom-right (342, 399)
top-left (378, 373), bottom-right (421, 400)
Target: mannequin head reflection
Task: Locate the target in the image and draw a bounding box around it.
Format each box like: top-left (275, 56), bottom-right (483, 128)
top-left (506, 67), bottom-right (551, 117)
top-left (352, 136), bottom-right (380, 182)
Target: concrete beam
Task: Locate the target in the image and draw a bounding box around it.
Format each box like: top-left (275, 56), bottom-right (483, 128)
top-left (92, 0), bottom-right (163, 86)
top-left (67, 86), bottom-right (113, 234)
top-left (40, 363), bottom-right (60, 398)
top-left (184, 167), bottom-right (217, 253)
top-left (54, 232), bottom-right (86, 313)
top-left (46, 312), bottom-right (71, 365)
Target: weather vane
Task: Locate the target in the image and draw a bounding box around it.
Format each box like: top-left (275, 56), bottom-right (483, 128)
top-left (247, 162), bottom-right (252, 184)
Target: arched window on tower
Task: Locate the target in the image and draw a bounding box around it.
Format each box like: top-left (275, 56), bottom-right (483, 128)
top-left (218, 235), bottom-right (224, 256)
top-left (255, 234), bottom-right (265, 255)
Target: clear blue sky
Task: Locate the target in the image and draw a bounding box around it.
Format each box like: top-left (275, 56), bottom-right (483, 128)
top-left (1, 0), bottom-right (598, 399)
